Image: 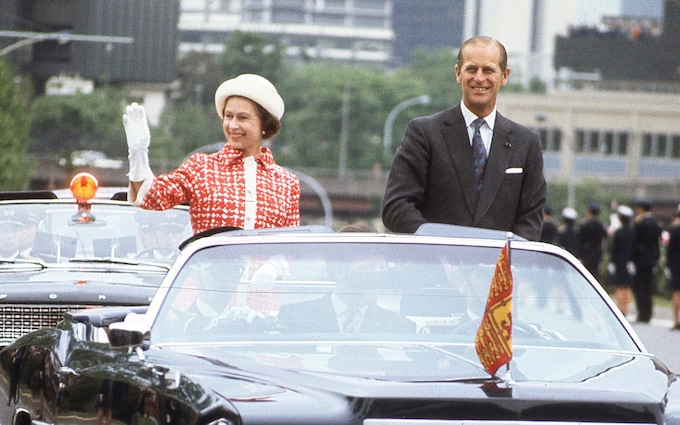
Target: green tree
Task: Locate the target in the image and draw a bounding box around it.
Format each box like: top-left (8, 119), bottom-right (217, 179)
top-left (177, 51), bottom-right (225, 107)
top-left (219, 31), bottom-right (287, 85)
top-left (395, 47), bottom-right (460, 111)
top-left (29, 85), bottom-right (128, 160)
top-left (546, 179), bottom-right (620, 219)
top-left (276, 63), bottom-right (429, 169)
top-left (0, 57), bottom-right (34, 190)
top-left (152, 102), bottom-right (224, 162)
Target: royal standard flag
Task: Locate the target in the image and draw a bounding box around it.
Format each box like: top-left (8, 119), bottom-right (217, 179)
top-left (475, 242), bottom-right (513, 375)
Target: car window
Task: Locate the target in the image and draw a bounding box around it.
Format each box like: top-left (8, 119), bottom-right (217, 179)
top-left (152, 242), bottom-right (637, 354)
top-left (0, 202), bottom-right (191, 263)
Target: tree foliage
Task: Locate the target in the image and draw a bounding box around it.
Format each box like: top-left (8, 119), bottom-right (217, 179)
top-left (219, 31), bottom-right (287, 85)
top-left (177, 51), bottom-right (225, 107)
top-left (21, 33), bottom-right (528, 175)
top-left (29, 86), bottom-right (128, 160)
top-left (152, 102), bottom-right (224, 161)
top-left (394, 47), bottom-right (461, 111)
top-left (0, 57), bottom-right (33, 190)
top-left (276, 63), bottom-right (435, 169)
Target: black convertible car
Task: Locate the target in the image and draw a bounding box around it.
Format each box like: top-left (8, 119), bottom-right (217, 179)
top-left (0, 172), bottom-right (190, 346)
top-left (1, 224), bottom-right (680, 425)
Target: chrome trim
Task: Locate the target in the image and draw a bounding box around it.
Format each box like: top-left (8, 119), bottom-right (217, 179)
top-left (0, 304), bottom-right (89, 345)
top-left (366, 421), bottom-right (655, 425)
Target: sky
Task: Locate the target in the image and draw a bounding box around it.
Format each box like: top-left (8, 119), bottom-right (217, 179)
top-left (576, 0), bottom-right (664, 25)
top-left (577, 0), bottom-right (621, 25)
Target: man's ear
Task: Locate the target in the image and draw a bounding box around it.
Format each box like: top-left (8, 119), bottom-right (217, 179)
top-left (500, 67), bottom-right (510, 87)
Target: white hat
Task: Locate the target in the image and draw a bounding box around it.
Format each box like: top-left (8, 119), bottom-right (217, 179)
top-left (617, 205), bottom-right (633, 218)
top-left (214, 74), bottom-right (284, 120)
top-left (561, 207), bottom-right (578, 220)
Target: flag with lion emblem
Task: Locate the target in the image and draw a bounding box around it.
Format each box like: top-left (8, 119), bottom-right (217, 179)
top-left (475, 242), bottom-right (513, 375)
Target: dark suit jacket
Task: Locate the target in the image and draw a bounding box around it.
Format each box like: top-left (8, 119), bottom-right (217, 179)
top-left (382, 104), bottom-right (546, 241)
top-left (667, 224), bottom-right (680, 288)
top-left (610, 224), bottom-right (633, 287)
top-left (578, 217), bottom-right (607, 266)
top-left (631, 215), bottom-right (662, 268)
top-left (277, 295), bottom-right (415, 334)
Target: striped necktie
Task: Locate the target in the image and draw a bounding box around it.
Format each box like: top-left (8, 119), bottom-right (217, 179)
top-left (472, 118), bottom-right (487, 191)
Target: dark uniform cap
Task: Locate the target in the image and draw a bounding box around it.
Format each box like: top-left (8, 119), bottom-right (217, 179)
top-left (635, 199), bottom-right (652, 210)
top-left (135, 209), bottom-right (187, 231)
top-left (0, 208), bottom-right (23, 225)
top-left (0, 207), bottom-right (41, 226)
top-left (158, 211), bottom-right (187, 233)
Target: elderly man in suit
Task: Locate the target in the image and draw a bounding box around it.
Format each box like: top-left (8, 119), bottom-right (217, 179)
top-left (382, 36), bottom-right (546, 241)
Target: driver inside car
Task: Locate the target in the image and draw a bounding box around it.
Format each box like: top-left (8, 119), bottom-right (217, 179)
top-left (277, 256), bottom-right (416, 334)
top-left (135, 210), bottom-right (187, 261)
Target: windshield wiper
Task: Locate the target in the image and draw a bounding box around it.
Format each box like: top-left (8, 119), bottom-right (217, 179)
top-left (68, 257), bottom-right (170, 271)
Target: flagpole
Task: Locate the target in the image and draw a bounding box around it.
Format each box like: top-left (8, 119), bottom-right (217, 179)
top-left (506, 232), bottom-right (512, 264)
top-left (503, 232), bottom-right (513, 383)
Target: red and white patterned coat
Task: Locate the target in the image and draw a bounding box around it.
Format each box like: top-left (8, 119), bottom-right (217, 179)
top-left (138, 144), bottom-right (300, 234)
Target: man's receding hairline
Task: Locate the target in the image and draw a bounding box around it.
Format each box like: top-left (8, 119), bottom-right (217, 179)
top-left (457, 36), bottom-right (508, 71)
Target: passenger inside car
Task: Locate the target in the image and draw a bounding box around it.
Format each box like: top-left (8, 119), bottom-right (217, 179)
top-left (134, 209), bottom-right (189, 261)
top-left (277, 256), bottom-right (416, 334)
top-left (165, 258), bottom-right (287, 333)
top-left (0, 206), bottom-right (59, 261)
top-left (0, 212), bottom-right (24, 261)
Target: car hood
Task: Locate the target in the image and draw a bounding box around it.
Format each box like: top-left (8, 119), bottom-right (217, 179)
top-left (0, 267), bottom-right (163, 305)
top-left (147, 343), bottom-right (673, 423)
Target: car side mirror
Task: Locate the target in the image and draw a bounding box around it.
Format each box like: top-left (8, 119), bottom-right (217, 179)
top-left (108, 321), bottom-right (148, 349)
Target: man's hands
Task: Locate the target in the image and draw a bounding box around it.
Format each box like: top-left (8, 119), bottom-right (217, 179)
top-left (123, 102), bottom-right (152, 182)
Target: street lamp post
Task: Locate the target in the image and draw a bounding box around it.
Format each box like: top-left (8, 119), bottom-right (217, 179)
top-left (383, 95), bottom-right (431, 160)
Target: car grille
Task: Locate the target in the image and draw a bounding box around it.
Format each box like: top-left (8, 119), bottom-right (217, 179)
top-left (0, 304), bottom-right (89, 346)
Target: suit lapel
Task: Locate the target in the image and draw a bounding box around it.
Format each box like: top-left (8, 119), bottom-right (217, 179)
top-left (474, 113), bottom-right (514, 223)
top-left (441, 106), bottom-right (479, 215)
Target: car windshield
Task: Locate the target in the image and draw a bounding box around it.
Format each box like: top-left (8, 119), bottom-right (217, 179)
top-left (151, 241), bottom-right (638, 357)
top-left (0, 202), bottom-right (191, 264)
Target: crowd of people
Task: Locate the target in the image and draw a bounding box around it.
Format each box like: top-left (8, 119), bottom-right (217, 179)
top-left (541, 199), bottom-right (679, 329)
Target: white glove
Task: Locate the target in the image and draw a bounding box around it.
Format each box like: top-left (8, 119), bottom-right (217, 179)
top-left (249, 255), bottom-right (290, 290)
top-left (627, 262), bottom-right (636, 275)
top-left (607, 262), bottom-right (615, 275)
top-left (123, 102), bottom-right (152, 181)
top-left (249, 261), bottom-right (279, 290)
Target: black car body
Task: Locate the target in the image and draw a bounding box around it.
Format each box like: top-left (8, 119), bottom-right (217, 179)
top-left (0, 176), bottom-right (190, 346)
top-left (1, 225), bottom-right (680, 425)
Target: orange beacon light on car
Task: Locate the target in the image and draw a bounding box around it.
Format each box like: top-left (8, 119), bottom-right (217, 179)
top-left (70, 172), bottom-right (99, 202)
top-left (70, 172), bottom-right (99, 223)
